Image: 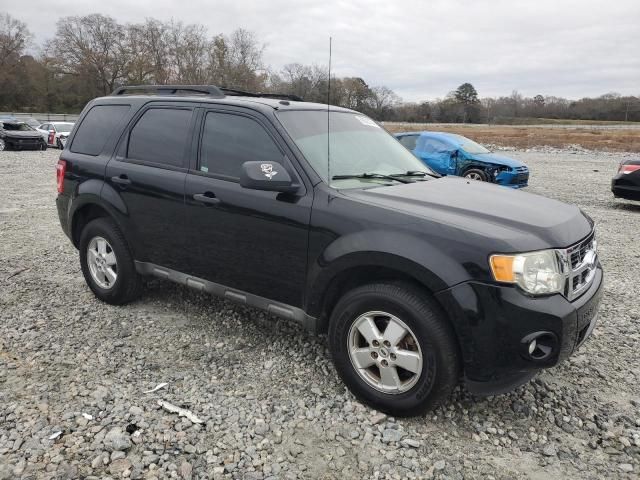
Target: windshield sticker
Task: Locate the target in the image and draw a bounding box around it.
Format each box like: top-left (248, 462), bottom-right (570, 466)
top-left (355, 116), bottom-right (380, 128)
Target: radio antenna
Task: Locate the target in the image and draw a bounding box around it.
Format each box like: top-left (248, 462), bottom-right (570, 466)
top-left (327, 36), bottom-right (332, 184)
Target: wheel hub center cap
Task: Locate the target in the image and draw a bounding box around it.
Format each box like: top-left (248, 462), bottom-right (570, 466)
top-left (379, 347), bottom-right (389, 357)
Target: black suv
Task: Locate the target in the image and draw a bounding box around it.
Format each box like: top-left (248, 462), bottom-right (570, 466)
top-left (56, 85), bottom-right (603, 416)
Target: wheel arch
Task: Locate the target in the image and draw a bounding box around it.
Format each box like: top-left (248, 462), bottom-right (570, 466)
top-left (306, 251), bottom-right (457, 334)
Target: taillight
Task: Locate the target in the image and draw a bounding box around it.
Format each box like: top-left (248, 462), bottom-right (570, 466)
top-left (56, 160), bottom-right (67, 193)
top-left (619, 164), bottom-right (640, 175)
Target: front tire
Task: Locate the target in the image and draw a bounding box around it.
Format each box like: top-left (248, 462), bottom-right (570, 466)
top-left (79, 217), bottom-right (142, 305)
top-left (328, 282), bottom-right (460, 417)
top-left (464, 168), bottom-right (488, 182)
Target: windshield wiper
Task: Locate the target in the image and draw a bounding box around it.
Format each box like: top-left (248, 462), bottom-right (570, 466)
top-left (331, 173), bottom-right (411, 184)
top-left (390, 170), bottom-right (441, 179)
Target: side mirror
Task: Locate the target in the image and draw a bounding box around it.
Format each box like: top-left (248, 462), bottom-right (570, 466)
top-left (240, 161), bottom-right (298, 193)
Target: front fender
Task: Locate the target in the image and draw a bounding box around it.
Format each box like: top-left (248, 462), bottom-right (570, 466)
top-left (305, 229), bottom-right (471, 316)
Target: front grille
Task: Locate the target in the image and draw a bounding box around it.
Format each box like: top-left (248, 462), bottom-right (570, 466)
top-left (570, 231), bottom-right (595, 269)
top-left (564, 231), bottom-right (597, 300)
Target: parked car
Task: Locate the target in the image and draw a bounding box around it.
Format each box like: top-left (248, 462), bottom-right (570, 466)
top-left (56, 85), bottom-right (602, 416)
top-left (0, 121), bottom-right (47, 151)
top-left (37, 121), bottom-right (75, 149)
top-left (611, 159), bottom-right (640, 201)
top-left (395, 131), bottom-right (529, 188)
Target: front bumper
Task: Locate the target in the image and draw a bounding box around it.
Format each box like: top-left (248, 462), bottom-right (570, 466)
top-left (495, 170), bottom-right (529, 188)
top-left (4, 136), bottom-right (44, 150)
top-left (435, 264), bottom-right (603, 394)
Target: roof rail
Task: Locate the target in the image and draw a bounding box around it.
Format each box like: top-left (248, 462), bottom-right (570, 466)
top-left (111, 85), bottom-right (224, 98)
top-left (220, 87), bottom-right (304, 102)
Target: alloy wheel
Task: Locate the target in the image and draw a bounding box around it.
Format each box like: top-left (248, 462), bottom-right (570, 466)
top-left (87, 236), bottom-right (118, 289)
top-left (347, 311), bottom-right (423, 394)
top-left (465, 172), bottom-right (483, 180)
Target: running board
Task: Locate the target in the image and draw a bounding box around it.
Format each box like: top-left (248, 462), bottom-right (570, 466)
top-left (135, 261), bottom-right (317, 331)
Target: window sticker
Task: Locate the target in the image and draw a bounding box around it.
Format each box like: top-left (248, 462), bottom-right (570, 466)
top-left (355, 116), bottom-right (380, 128)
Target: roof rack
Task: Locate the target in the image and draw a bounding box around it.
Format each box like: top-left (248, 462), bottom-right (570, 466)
top-left (220, 87), bottom-right (304, 102)
top-left (111, 85), bottom-right (224, 98)
top-left (110, 85), bottom-right (304, 102)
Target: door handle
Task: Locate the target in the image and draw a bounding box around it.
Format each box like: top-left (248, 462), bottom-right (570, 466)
top-left (193, 192), bottom-right (221, 205)
top-left (111, 175), bottom-right (131, 185)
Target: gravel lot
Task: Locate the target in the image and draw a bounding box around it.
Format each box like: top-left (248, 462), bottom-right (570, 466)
top-left (1, 148), bottom-right (639, 480)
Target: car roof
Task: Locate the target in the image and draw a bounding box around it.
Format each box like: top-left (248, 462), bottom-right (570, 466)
top-left (396, 131), bottom-right (460, 142)
top-left (49, 121), bottom-right (74, 125)
top-left (92, 93), bottom-right (356, 114)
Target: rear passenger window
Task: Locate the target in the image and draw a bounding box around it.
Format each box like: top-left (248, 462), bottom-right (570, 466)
top-left (128, 108), bottom-right (192, 167)
top-left (71, 105), bottom-right (130, 156)
top-left (199, 112), bottom-right (282, 178)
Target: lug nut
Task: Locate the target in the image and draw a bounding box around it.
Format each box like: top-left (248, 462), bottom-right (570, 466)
top-left (372, 340), bottom-right (380, 347)
top-left (381, 359), bottom-right (388, 367)
top-left (383, 340), bottom-right (391, 347)
top-left (390, 353), bottom-right (396, 360)
top-left (371, 352), bottom-right (378, 359)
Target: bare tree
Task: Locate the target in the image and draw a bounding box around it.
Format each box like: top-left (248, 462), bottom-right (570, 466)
top-left (0, 13), bottom-right (32, 68)
top-left (52, 14), bottom-right (129, 95)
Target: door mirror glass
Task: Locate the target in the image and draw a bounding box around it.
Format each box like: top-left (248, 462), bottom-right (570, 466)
top-left (240, 161), bottom-right (297, 193)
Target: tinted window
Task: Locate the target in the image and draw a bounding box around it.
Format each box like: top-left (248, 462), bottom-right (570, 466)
top-left (421, 138), bottom-right (451, 154)
top-left (71, 105), bottom-right (130, 156)
top-left (398, 135), bottom-right (418, 150)
top-left (128, 108), bottom-right (192, 167)
top-left (199, 112), bottom-right (282, 178)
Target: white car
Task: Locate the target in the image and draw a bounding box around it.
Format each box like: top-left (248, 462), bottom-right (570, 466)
top-left (36, 122), bottom-right (75, 149)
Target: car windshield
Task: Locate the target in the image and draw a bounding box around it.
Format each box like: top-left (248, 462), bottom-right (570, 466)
top-left (1, 122), bottom-right (33, 131)
top-left (55, 124), bottom-right (73, 133)
top-left (450, 134), bottom-right (490, 154)
top-left (277, 110), bottom-right (435, 188)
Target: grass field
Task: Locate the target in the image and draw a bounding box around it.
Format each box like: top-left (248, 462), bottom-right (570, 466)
top-left (384, 123), bottom-right (640, 152)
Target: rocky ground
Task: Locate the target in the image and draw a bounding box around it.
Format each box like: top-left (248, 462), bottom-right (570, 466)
top-left (1, 148), bottom-right (638, 480)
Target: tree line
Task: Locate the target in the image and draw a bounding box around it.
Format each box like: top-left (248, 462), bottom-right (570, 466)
top-left (1, 12), bottom-right (638, 123)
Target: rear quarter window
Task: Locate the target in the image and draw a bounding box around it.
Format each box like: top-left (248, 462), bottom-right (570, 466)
top-left (71, 104), bottom-right (131, 156)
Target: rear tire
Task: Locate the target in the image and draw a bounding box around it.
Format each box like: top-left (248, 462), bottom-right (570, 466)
top-left (464, 168), bottom-right (487, 182)
top-left (328, 282), bottom-right (460, 416)
top-left (79, 217), bottom-right (142, 305)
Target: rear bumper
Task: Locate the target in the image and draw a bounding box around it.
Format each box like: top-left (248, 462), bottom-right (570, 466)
top-left (612, 176), bottom-right (640, 200)
top-left (56, 194), bottom-right (73, 242)
top-left (435, 264), bottom-right (603, 394)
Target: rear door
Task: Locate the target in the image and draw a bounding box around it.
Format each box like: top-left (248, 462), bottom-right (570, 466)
top-left (183, 107), bottom-right (312, 307)
top-left (104, 103), bottom-right (196, 270)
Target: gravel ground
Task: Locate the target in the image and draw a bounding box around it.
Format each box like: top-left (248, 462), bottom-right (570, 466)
top-left (1, 148), bottom-right (639, 480)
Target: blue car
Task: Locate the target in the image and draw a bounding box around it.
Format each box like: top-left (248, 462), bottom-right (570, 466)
top-left (395, 131), bottom-right (529, 188)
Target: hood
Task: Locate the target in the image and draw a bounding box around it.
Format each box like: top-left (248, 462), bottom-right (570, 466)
top-left (470, 152), bottom-right (525, 169)
top-left (1, 130), bottom-right (42, 139)
top-left (343, 177), bottom-right (592, 251)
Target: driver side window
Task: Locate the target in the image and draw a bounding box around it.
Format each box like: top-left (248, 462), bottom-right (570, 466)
top-left (199, 112), bottom-right (282, 179)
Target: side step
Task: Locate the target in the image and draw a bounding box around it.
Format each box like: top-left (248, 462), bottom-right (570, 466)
top-left (135, 261), bottom-right (318, 332)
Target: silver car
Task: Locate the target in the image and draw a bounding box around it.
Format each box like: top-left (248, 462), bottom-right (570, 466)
top-left (36, 122), bottom-right (75, 149)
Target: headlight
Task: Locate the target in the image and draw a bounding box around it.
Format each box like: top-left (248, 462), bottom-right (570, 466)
top-left (490, 250), bottom-right (565, 295)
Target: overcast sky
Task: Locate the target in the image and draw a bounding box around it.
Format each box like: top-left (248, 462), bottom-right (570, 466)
top-left (6, 0), bottom-right (640, 102)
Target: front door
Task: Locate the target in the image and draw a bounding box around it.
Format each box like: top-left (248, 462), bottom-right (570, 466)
top-left (417, 137), bottom-right (457, 175)
top-left (184, 109), bottom-right (312, 307)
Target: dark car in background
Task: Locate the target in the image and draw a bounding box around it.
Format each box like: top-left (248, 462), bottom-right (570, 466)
top-left (395, 131), bottom-right (529, 188)
top-left (0, 121), bottom-right (47, 151)
top-left (612, 159), bottom-right (640, 201)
